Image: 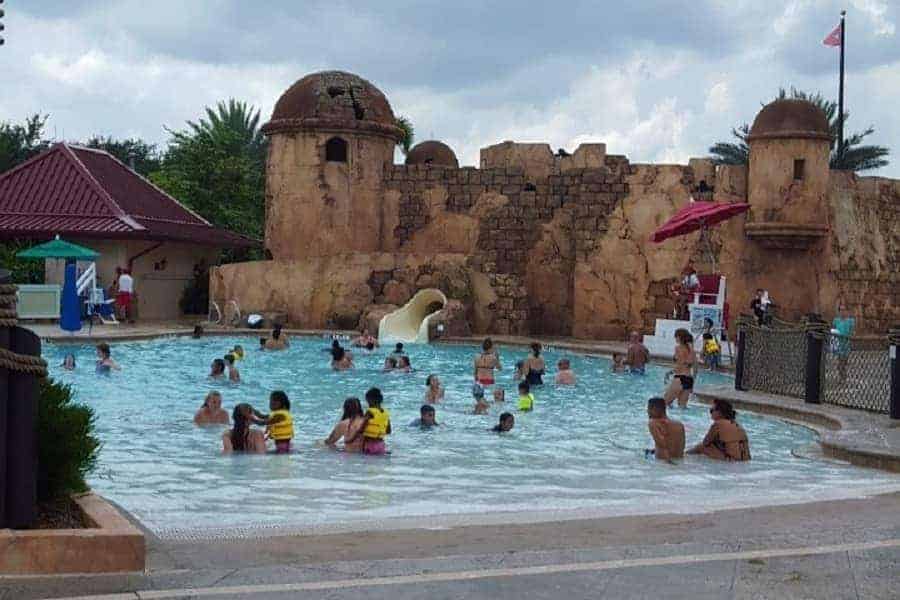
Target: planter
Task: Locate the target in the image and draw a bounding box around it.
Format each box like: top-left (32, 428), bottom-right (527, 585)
top-left (0, 493), bottom-right (145, 575)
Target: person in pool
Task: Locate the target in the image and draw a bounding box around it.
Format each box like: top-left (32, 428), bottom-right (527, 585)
top-left (61, 353), bottom-right (76, 371)
top-left (688, 399), bottom-right (751, 461)
top-left (224, 354), bottom-right (241, 382)
top-left (492, 412), bottom-right (515, 433)
top-left (409, 404), bottom-right (439, 428)
top-left (209, 358), bottom-right (226, 379)
top-left (610, 353), bottom-right (626, 373)
top-left (352, 328), bottom-right (379, 348)
top-left (348, 387), bottom-right (391, 455)
top-left (472, 383), bottom-right (490, 415)
top-left (192, 325), bottom-right (204, 338)
top-left (331, 345), bottom-right (354, 370)
top-left (624, 331), bottom-right (650, 374)
top-left (517, 381), bottom-right (535, 412)
top-left (397, 355), bottom-right (413, 373)
top-left (323, 397), bottom-right (367, 453)
top-left (195, 391), bottom-right (229, 425)
top-left (555, 358), bottom-right (576, 384)
top-left (663, 328), bottom-right (697, 408)
top-left (390, 342), bottom-right (405, 359)
top-left (382, 356), bottom-right (398, 372)
top-left (222, 403), bottom-right (266, 454)
top-left (252, 390), bottom-right (294, 454)
top-left (424, 374), bottom-right (444, 403)
top-left (645, 397), bottom-right (685, 461)
top-left (473, 338), bottom-right (502, 385)
top-left (230, 345), bottom-right (245, 361)
top-left (95, 343), bottom-right (120, 374)
top-left (493, 388), bottom-right (506, 403)
top-left (522, 342), bottom-right (545, 385)
top-left (264, 324), bottom-right (289, 351)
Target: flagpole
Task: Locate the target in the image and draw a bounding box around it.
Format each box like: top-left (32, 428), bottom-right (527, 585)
top-left (838, 10), bottom-right (846, 159)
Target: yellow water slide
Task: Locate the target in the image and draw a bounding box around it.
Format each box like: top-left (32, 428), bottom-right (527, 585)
top-left (378, 288), bottom-right (447, 344)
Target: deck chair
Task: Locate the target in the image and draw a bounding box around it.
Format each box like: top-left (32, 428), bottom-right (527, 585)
top-left (87, 288), bottom-right (118, 326)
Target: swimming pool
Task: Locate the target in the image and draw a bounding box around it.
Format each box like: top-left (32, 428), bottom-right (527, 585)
top-left (45, 336), bottom-right (900, 538)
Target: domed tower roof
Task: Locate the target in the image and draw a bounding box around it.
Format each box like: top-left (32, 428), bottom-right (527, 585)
top-left (747, 99), bottom-right (831, 142)
top-left (405, 140), bottom-right (459, 168)
top-left (262, 70), bottom-right (403, 141)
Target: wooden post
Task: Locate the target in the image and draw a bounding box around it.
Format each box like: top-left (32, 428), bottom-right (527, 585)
top-left (734, 327), bottom-right (746, 391)
top-left (890, 327), bottom-right (899, 420)
top-left (0, 269), bottom-right (10, 527)
top-left (5, 326), bottom-right (39, 527)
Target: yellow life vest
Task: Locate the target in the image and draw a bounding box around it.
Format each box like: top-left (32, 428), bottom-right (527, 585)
top-left (704, 338), bottom-right (720, 354)
top-left (268, 409), bottom-right (294, 441)
top-left (364, 407), bottom-right (390, 439)
top-left (518, 393), bottom-right (534, 412)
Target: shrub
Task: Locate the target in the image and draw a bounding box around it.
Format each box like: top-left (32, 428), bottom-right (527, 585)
top-left (36, 378), bottom-right (101, 501)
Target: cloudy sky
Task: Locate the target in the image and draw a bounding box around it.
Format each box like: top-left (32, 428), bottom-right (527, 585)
top-left (3, 1), bottom-right (898, 176)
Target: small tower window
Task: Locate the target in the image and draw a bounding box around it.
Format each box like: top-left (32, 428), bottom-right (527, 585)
top-left (793, 159), bottom-right (805, 181)
top-left (325, 137), bottom-right (348, 163)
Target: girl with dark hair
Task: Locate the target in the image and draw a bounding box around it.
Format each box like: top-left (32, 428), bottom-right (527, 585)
top-left (323, 397), bottom-right (367, 452)
top-left (209, 358), bottom-right (226, 379)
top-left (523, 342), bottom-right (545, 386)
top-left (348, 387), bottom-right (392, 455)
top-left (492, 412), bottom-right (515, 433)
top-left (264, 324), bottom-right (289, 350)
top-left (663, 328), bottom-right (697, 408)
top-left (688, 399), bottom-right (751, 461)
top-left (222, 403), bottom-right (266, 453)
top-left (474, 338), bottom-right (501, 385)
top-left (255, 391), bottom-right (294, 453)
top-left (330, 345), bottom-right (354, 370)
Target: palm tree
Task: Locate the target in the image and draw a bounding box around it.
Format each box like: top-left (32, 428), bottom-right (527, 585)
top-left (396, 116), bottom-right (414, 155)
top-left (709, 88), bottom-right (889, 172)
top-left (172, 99), bottom-right (266, 161)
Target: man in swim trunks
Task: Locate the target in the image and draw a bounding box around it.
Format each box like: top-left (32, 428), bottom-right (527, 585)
top-left (474, 338), bottom-right (501, 385)
top-left (409, 404), bottom-right (439, 428)
top-left (624, 331), bottom-right (650, 374)
top-left (646, 397), bottom-right (685, 461)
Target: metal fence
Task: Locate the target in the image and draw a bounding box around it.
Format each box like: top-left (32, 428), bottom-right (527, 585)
top-left (737, 315), bottom-right (893, 415)
top-left (740, 317), bottom-right (807, 399)
top-left (820, 332), bottom-right (891, 413)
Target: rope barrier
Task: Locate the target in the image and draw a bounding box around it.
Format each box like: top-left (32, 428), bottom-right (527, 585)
top-left (0, 282), bottom-right (49, 376)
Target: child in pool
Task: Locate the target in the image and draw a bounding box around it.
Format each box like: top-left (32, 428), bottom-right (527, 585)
top-left (209, 358), bottom-right (226, 379)
top-left (253, 391), bottom-right (293, 453)
top-left (383, 356), bottom-right (398, 372)
top-left (555, 358), bottom-right (576, 384)
top-left (701, 333), bottom-right (720, 371)
top-left (493, 388), bottom-right (505, 403)
top-left (472, 383), bottom-right (490, 415)
top-left (397, 355), bottom-right (413, 373)
top-left (352, 387), bottom-right (391, 455)
top-left (224, 354), bottom-right (241, 382)
top-left (424, 374), bottom-right (444, 403)
top-left (259, 337), bottom-right (267, 351)
top-left (492, 412), bottom-right (515, 433)
top-left (517, 381), bottom-right (534, 412)
top-left (611, 353), bottom-right (626, 373)
top-left (95, 343), bottom-right (120, 374)
top-left (231, 345), bottom-right (245, 361)
top-left (61, 353), bottom-right (76, 371)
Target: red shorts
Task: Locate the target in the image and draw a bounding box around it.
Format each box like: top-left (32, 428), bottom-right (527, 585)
top-left (116, 292), bottom-right (132, 309)
top-left (275, 439), bottom-right (292, 454)
top-left (364, 439), bottom-right (387, 455)
top-left (476, 377), bottom-right (495, 385)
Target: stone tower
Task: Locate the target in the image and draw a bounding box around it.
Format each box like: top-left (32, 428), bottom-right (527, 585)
top-left (744, 99), bottom-right (832, 249)
top-left (261, 71), bottom-right (403, 259)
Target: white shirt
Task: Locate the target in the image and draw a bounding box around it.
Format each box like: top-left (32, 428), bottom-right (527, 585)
top-left (118, 273), bottom-right (134, 293)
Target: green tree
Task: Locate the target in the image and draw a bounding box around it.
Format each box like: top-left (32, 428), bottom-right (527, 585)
top-left (151, 99), bottom-right (266, 255)
top-left (0, 114), bottom-right (51, 173)
top-left (83, 135), bottom-right (161, 176)
top-left (396, 115), bottom-right (414, 155)
top-left (709, 88), bottom-right (890, 172)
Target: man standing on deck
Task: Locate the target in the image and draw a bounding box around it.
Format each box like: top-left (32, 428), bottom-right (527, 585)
top-left (117, 268), bottom-right (134, 323)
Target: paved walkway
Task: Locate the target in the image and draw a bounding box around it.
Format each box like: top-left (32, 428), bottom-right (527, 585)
top-left (5, 493), bottom-right (899, 599)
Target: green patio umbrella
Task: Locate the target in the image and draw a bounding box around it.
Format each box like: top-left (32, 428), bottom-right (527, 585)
top-left (16, 235), bottom-right (99, 260)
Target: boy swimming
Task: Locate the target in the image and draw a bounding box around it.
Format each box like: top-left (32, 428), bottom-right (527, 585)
top-left (517, 381), bottom-right (534, 412)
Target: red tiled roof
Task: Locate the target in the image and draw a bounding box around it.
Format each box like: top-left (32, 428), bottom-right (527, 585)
top-left (0, 144), bottom-right (257, 248)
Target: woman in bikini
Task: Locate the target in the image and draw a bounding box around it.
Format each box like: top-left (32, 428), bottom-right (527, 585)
top-left (688, 399), bottom-right (751, 461)
top-left (322, 397), bottom-right (367, 453)
top-left (474, 338), bottom-right (502, 385)
top-left (663, 328), bottom-right (697, 408)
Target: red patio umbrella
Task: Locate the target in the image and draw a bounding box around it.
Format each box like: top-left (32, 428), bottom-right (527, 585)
top-left (650, 200), bottom-right (750, 272)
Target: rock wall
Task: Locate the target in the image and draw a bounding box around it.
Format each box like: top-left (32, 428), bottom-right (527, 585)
top-left (214, 139), bottom-right (899, 337)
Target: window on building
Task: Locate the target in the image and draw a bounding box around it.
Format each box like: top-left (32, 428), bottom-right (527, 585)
top-left (793, 159), bottom-right (805, 181)
top-left (326, 137), bottom-right (348, 163)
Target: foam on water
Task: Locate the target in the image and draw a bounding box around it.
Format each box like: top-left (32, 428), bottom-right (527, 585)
top-left (45, 336), bottom-right (900, 537)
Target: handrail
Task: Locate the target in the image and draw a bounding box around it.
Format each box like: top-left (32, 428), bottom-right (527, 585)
top-left (227, 300), bottom-right (241, 326)
top-left (208, 301), bottom-right (222, 325)
top-left (76, 263), bottom-right (96, 296)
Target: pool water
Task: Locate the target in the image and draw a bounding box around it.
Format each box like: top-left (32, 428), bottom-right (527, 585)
top-left (45, 336), bottom-right (900, 537)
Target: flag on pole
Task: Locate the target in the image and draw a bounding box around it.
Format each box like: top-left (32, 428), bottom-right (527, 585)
top-left (823, 22), bottom-right (842, 46)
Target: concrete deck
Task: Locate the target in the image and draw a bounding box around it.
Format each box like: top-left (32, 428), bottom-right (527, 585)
top-left (4, 493), bottom-right (898, 599)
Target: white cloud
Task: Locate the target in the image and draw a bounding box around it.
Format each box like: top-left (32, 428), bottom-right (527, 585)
top-left (850, 0), bottom-right (896, 37)
top-left (704, 81), bottom-right (732, 114)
